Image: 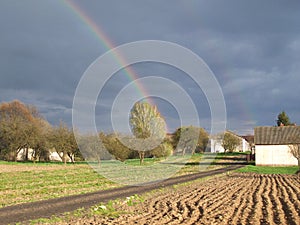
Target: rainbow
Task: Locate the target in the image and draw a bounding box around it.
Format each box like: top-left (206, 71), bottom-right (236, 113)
top-left (63, 0), bottom-right (151, 103)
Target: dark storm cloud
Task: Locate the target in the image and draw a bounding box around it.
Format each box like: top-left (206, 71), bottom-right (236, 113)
top-left (0, 0), bottom-right (300, 134)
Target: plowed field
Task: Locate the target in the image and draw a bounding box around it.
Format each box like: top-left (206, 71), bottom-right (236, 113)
top-left (67, 173), bottom-right (299, 225)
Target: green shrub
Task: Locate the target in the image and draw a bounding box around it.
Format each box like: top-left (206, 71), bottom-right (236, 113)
top-left (151, 142), bottom-right (173, 158)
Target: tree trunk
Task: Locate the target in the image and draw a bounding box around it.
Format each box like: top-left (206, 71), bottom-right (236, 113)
top-left (139, 151), bottom-right (144, 165)
top-left (24, 147), bottom-right (29, 161)
top-left (57, 150), bottom-right (67, 165)
top-left (182, 147), bottom-right (186, 156)
top-left (63, 152), bottom-right (67, 165)
top-left (13, 154), bottom-right (17, 162)
top-left (67, 153), bottom-right (75, 164)
top-left (13, 149), bottom-right (18, 162)
top-left (32, 151), bottom-right (36, 163)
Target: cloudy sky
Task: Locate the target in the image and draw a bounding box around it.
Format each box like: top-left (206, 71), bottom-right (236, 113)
top-left (1, 0), bottom-right (300, 135)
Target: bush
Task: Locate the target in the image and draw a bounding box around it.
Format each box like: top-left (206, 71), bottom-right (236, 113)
top-left (101, 133), bottom-right (133, 162)
top-left (151, 142), bottom-right (173, 158)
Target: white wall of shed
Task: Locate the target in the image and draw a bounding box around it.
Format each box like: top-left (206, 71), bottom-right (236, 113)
top-left (255, 145), bottom-right (298, 166)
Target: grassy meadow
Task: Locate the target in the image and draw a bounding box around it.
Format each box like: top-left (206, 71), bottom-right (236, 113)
top-left (0, 162), bottom-right (120, 208)
top-left (0, 153), bottom-right (207, 207)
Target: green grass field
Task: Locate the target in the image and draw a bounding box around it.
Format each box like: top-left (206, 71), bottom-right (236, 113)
top-left (237, 165), bottom-right (299, 174)
top-left (0, 163), bottom-right (120, 207)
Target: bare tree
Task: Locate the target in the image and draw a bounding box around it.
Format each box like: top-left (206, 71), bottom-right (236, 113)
top-left (49, 122), bottom-right (77, 164)
top-left (0, 100), bottom-right (40, 161)
top-left (30, 118), bottom-right (52, 162)
top-left (288, 144), bottom-right (300, 168)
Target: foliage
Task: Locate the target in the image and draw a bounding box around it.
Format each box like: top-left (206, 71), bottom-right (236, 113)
top-left (0, 100), bottom-right (47, 161)
top-left (77, 133), bottom-right (112, 163)
top-left (30, 118), bottom-right (53, 162)
top-left (92, 200), bottom-right (120, 217)
top-left (129, 101), bottom-right (166, 164)
top-left (123, 194), bottom-right (145, 206)
top-left (196, 128), bottom-right (210, 152)
top-left (48, 122), bottom-right (78, 164)
top-left (150, 141), bottom-right (173, 158)
top-left (222, 132), bottom-right (240, 153)
top-left (172, 126), bottom-right (197, 155)
top-left (0, 100), bottom-right (85, 163)
top-left (100, 132), bottom-right (133, 162)
top-left (130, 101), bottom-right (166, 139)
top-left (276, 111), bottom-right (292, 126)
top-left (172, 126), bottom-right (209, 155)
top-left (29, 216), bottom-right (63, 225)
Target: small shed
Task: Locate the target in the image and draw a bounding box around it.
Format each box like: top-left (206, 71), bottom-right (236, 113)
top-left (254, 126), bottom-right (299, 166)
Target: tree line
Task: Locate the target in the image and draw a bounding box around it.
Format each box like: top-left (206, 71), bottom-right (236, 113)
top-left (0, 100), bottom-right (79, 163)
top-left (0, 100), bottom-right (211, 164)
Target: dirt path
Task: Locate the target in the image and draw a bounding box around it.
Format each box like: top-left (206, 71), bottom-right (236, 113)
top-left (71, 173), bottom-right (299, 225)
top-left (0, 165), bottom-right (243, 224)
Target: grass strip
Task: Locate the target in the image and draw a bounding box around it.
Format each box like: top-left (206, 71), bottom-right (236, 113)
top-left (236, 165), bottom-right (298, 174)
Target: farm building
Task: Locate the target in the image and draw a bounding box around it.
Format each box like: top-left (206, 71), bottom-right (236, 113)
top-left (210, 131), bottom-right (250, 153)
top-left (254, 126), bottom-right (299, 166)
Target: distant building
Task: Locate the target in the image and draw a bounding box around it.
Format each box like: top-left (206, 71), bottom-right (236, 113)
top-left (17, 148), bottom-right (36, 161)
top-left (254, 126), bottom-right (299, 166)
top-left (17, 148), bottom-right (73, 162)
top-left (210, 131), bottom-right (250, 153)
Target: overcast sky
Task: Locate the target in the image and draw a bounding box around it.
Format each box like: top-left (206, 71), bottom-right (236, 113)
top-left (1, 0), bottom-right (300, 135)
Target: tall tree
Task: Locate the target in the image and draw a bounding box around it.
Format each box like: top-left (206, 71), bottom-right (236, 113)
top-left (129, 101), bottom-right (166, 164)
top-left (0, 100), bottom-right (40, 161)
top-left (277, 111), bottom-right (292, 126)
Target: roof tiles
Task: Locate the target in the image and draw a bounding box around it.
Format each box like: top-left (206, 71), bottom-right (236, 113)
top-left (254, 126), bottom-right (300, 145)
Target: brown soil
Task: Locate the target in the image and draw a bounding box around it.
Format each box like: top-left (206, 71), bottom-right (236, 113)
top-left (66, 173), bottom-right (300, 225)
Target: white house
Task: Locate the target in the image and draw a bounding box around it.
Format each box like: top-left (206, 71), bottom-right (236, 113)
top-left (16, 148), bottom-right (35, 161)
top-left (17, 148), bottom-right (73, 162)
top-left (210, 131), bottom-right (250, 153)
top-left (254, 126), bottom-right (299, 166)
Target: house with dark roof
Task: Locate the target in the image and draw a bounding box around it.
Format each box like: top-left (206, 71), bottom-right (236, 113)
top-left (254, 126), bottom-right (299, 166)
